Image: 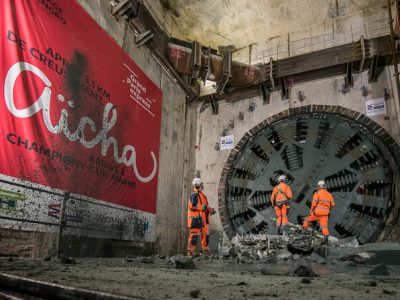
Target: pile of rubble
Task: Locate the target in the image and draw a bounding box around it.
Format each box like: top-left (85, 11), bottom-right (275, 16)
top-left (218, 222), bottom-right (400, 269)
top-left (218, 223), bottom-right (335, 264)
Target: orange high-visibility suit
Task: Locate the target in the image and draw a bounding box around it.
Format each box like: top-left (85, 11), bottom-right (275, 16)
top-left (303, 188), bottom-right (335, 236)
top-left (187, 188), bottom-right (212, 254)
top-left (271, 182), bottom-right (292, 227)
top-left (200, 192), bottom-right (212, 251)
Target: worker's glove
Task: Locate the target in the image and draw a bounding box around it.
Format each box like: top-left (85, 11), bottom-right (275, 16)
top-left (210, 208), bottom-right (216, 215)
top-left (202, 205), bottom-right (208, 212)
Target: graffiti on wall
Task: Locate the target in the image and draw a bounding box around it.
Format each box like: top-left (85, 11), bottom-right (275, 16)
top-left (47, 202), bottom-right (83, 223)
top-left (0, 188), bottom-right (26, 213)
top-left (0, 174), bottom-right (155, 241)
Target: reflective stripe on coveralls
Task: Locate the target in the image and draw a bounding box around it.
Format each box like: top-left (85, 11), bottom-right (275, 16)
top-left (199, 191), bottom-right (210, 250)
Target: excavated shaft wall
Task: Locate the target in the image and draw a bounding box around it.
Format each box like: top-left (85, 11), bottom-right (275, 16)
top-left (195, 68), bottom-right (400, 246)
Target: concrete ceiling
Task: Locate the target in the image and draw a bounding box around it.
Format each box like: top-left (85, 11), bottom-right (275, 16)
top-left (155, 0), bottom-right (387, 50)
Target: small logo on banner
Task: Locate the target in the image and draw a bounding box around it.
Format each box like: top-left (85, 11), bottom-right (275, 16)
top-left (366, 98), bottom-right (386, 117)
top-left (220, 135), bottom-right (234, 150)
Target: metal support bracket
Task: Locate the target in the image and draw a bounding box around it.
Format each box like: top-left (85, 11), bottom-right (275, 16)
top-left (281, 77), bottom-right (289, 100)
top-left (190, 41), bottom-right (202, 86)
top-left (260, 82), bottom-right (270, 105)
top-left (359, 35), bottom-right (365, 72)
top-left (134, 29), bottom-right (153, 47)
top-left (269, 57), bottom-right (276, 90)
top-left (111, 0), bottom-right (140, 19)
top-left (203, 46), bottom-right (212, 86)
top-left (368, 55), bottom-right (379, 83)
top-left (216, 46), bottom-right (233, 94)
top-left (209, 94), bottom-right (219, 115)
top-left (344, 62), bottom-right (353, 88)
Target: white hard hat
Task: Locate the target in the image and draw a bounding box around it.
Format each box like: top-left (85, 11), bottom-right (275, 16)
top-left (192, 177), bottom-right (202, 187)
top-left (317, 180), bottom-right (326, 188)
top-left (278, 175), bottom-right (286, 182)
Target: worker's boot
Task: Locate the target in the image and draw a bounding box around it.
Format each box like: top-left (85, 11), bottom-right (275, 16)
top-left (281, 225), bottom-right (286, 236)
top-left (323, 235), bottom-right (329, 245)
top-left (203, 249), bottom-right (210, 257)
top-left (186, 249), bottom-right (194, 257)
top-left (277, 226), bottom-right (282, 236)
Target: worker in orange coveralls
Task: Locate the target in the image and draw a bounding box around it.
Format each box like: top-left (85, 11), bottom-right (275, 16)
top-left (187, 177), bottom-right (216, 257)
top-left (303, 180), bottom-right (335, 244)
top-left (271, 174), bottom-right (292, 235)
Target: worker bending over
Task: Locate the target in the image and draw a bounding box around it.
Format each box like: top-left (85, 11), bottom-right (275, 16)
top-left (271, 175), bottom-right (292, 235)
top-left (303, 180), bottom-right (335, 244)
top-left (187, 177), bottom-right (215, 256)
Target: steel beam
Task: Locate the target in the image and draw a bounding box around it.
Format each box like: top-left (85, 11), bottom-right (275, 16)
top-left (216, 46), bottom-right (233, 93)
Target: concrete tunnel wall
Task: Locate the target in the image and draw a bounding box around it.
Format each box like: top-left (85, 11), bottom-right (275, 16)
top-left (0, 0), bottom-right (197, 258)
top-left (73, 1), bottom-right (199, 257)
top-left (196, 67), bottom-right (400, 246)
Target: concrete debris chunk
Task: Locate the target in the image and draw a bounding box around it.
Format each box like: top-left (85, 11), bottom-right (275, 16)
top-left (141, 257), bottom-right (154, 264)
top-left (309, 253), bottom-right (325, 264)
top-left (59, 256), bottom-right (76, 264)
top-left (382, 289), bottom-right (397, 295)
top-left (231, 235), bottom-right (240, 245)
top-left (369, 263), bottom-right (390, 276)
top-left (363, 281), bottom-right (377, 287)
top-left (190, 289), bottom-right (200, 298)
top-left (357, 252), bottom-right (373, 258)
top-left (175, 257), bottom-right (196, 269)
top-left (233, 245), bottom-right (242, 254)
top-left (260, 268), bottom-right (289, 276)
top-left (220, 247), bottom-right (232, 258)
top-left (241, 251), bottom-right (251, 258)
top-left (338, 237), bottom-right (359, 248)
top-left (276, 249), bottom-right (292, 260)
top-left (293, 265), bottom-right (318, 277)
top-left (301, 278), bottom-right (312, 284)
top-left (292, 254), bottom-right (301, 261)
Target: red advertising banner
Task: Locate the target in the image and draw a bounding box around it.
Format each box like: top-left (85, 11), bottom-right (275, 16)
top-left (0, 0), bottom-right (162, 213)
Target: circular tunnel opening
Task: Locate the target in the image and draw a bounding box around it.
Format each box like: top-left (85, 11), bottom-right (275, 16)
top-left (218, 106), bottom-right (400, 244)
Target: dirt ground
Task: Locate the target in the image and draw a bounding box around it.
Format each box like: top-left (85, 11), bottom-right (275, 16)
top-left (0, 256), bottom-right (399, 299)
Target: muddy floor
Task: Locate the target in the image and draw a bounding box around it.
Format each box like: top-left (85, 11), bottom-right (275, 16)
top-left (1, 256), bottom-right (399, 299)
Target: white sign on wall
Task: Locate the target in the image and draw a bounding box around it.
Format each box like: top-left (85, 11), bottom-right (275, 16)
top-left (366, 98), bottom-right (386, 116)
top-left (220, 135), bottom-right (234, 150)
